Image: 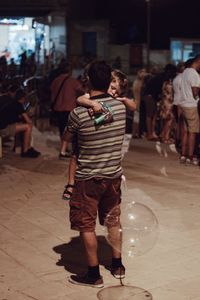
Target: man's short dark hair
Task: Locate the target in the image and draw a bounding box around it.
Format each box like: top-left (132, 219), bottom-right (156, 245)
top-left (184, 58), bottom-right (194, 68)
top-left (87, 60), bottom-right (111, 92)
top-left (15, 88), bottom-right (26, 101)
top-left (60, 61), bottom-right (72, 74)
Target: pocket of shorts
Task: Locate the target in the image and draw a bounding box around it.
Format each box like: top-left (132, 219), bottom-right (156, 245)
top-left (112, 178), bottom-right (121, 193)
top-left (69, 199), bottom-right (81, 209)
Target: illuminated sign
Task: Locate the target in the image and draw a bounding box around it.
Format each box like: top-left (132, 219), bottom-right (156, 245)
top-left (0, 18), bottom-right (24, 25)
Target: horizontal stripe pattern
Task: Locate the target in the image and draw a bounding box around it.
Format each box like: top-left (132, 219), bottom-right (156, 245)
top-left (67, 96), bottom-right (126, 180)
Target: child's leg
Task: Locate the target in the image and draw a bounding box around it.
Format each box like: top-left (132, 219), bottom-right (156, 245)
top-left (63, 154), bottom-right (77, 200)
top-left (68, 155), bottom-right (77, 185)
top-left (164, 119), bottom-right (173, 141)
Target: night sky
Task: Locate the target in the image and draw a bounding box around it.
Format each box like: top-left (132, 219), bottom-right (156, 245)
top-left (71, 0), bottom-right (200, 49)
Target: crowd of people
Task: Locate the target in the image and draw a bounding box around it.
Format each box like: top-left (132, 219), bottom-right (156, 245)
top-left (132, 56), bottom-right (200, 166)
top-left (1, 53), bottom-right (200, 166)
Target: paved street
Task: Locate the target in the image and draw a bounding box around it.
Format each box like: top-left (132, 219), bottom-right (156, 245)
top-left (1, 128), bottom-right (200, 300)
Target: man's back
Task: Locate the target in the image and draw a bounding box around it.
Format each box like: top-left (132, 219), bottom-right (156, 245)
top-left (68, 94), bottom-right (126, 180)
top-left (180, 68), bottom-right (200, 107)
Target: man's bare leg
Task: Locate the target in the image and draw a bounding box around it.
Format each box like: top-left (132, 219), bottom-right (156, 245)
top-left (69, 231), bottom-right (103, 287)
top-left (15, 123), bottom-right (32, 152)
top-left (107, 225), bottom-right (122, 259)
top-left (181, 128), bottom-right (188, 157)
top-left (188, 132), bottom-right (196, 158)
top-left (80, 231), bottom-right (99, 266)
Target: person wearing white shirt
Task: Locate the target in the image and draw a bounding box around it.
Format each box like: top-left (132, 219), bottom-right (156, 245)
top-left (172, 62), bottom-right (185, 150)
top-left (179, 56), bottom-right (200, 165)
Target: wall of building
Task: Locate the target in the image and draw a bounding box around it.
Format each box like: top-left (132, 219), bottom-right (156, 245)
top-left (149, 49), bottom-right (171, 67)
top-left (49, 15), bottom-right (67, 64)
top-left (108, 45), bottom-right (171, 73)
top-left (68, 19), bottom-right (109, 64)
top-left (108, 44), bottom-right (130, 73)
top-left (68, 19), bottom-right (171, 74)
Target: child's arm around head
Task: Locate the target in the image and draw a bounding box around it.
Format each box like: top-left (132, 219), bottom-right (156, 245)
top-left (77, 93), bottom-right (103, 113)
top-left (117, 97), bottom-right (137, 111)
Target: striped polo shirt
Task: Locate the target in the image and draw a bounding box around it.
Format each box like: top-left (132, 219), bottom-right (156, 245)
top-left (67, 93), bottom-right (126, 180)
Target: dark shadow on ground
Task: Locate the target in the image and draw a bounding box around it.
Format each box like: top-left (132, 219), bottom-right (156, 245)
top-left (53, 235), bottom-right (112, 274)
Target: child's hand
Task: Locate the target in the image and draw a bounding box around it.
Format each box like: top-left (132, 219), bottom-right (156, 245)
top-left (111, 90), bottom-right (119, 98)
top-left (116, 97), bottom-right (137, 111)
top-left (92, 101), bottom-right (103, 113)
top-left (117, 97), bottom-right (127, 102)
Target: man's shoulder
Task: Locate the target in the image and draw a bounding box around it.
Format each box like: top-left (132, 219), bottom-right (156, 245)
top-left (184, 68), bottom-right (199, 82)
top-left (173, 73), bottom-right (182, 82)
top-left (184, 68), bottom-right (197, 76)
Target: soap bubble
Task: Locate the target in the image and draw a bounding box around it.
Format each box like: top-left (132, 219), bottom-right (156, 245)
top-left (104, 201), bottom-right (158, 258)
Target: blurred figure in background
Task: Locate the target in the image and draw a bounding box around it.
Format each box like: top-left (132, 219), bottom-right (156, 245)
top-left (179, 55), bottom-right (200, 165)
top-left (8, 58), bottom-right (17, 78)
top-left (143, 64), bottom-right (176, 141)
top-left (112, 56), bottom-right (122, 70)
top-left (19, 51), bottom-right (27, 77)
top-left (159, 64), bottom-right (177, 143)
top-left (50, 61), bottom-right (84, 159)
top-left (26, 53), bottom-right (37, 77)
top-left (172, 62), bottom-right (185, 150)
top-left (132, 68), bottom-right (147, 137)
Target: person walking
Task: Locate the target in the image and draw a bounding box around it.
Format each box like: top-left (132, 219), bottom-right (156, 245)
top-left (179, 55), bottom-right (200, 165)
top-left (172, 62), bottom-right (185, 150)
top-left (132, 68), bottom-right (147, 137)
top-left (143, 64), bottom-right (176, 141)
top-left (159, 66), bottom-right (177, 144)
top-left (63, 60), bottom-right (126, 288)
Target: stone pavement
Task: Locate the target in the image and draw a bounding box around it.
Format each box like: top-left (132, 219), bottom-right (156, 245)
top-left (1, 129), bottom-right (200, 300)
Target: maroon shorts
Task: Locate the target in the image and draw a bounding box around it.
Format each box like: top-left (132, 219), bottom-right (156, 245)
top-left (69, 177), bottom-right (122, 232)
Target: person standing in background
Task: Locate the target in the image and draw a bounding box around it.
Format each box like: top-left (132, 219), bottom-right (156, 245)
top-left (172, 62), bottom-right (185, 151)
top-left (132, 68), bottom-right (147, 137)
top-left (179, 55), bottom-right (200, 165)
top-left (143, 64), bottom-right (176, 141)
top-left (50, 61), bottom-right (84, 159)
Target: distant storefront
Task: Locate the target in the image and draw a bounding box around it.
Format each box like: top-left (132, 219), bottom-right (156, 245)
top-left (0, 17), bottom-right (50, 64)
top-left (171, 38), bottom-right (200, 64)
top-left (0, 15), bottom-right (67, 66)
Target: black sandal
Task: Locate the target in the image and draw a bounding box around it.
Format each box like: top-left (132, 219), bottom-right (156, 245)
top-left (62, 184), bottom-right (74, 201)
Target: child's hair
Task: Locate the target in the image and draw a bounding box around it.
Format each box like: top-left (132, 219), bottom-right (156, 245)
top-left (111, 69), bottom-right (128, 96)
